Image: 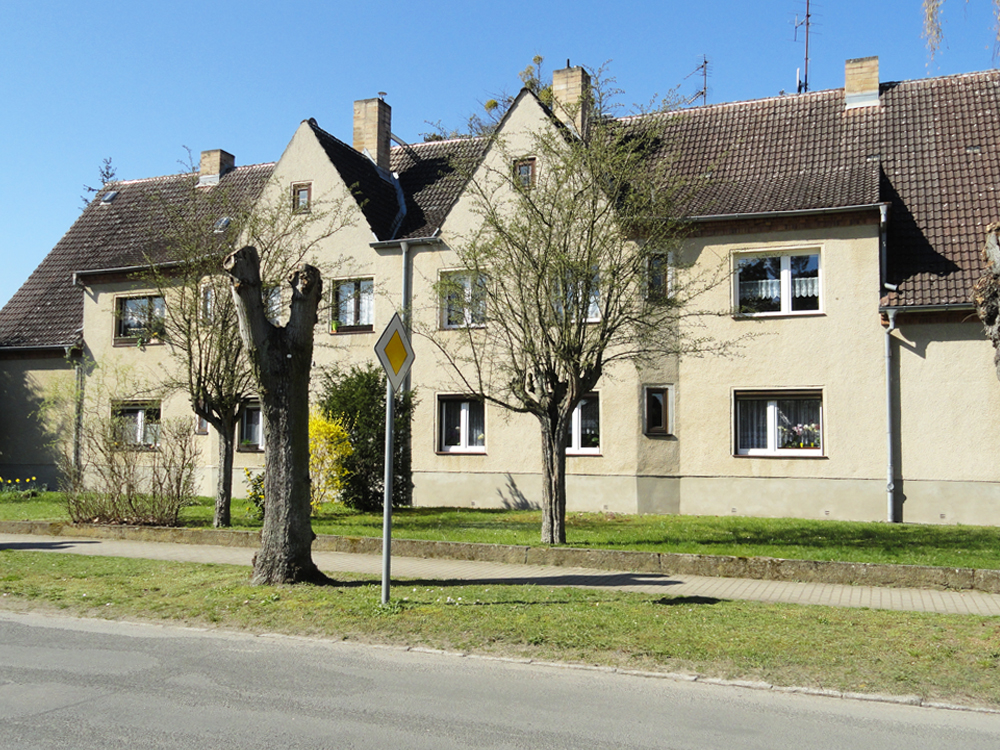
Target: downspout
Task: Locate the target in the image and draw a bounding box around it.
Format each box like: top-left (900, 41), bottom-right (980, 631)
top-left (400, 240), bottom-right (412, 392)
top-left (885, 307), bottom-right (898, 523)
top-left (879, 202), bottom-right (897, 523)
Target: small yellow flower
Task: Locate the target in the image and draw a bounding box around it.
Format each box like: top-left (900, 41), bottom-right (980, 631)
top-left (31, 476), bottom-right (36, 481)
top-left (15, 479), bottom-right (19, 484)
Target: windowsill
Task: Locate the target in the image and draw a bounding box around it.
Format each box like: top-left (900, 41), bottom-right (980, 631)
top-left (731, 311), bottom-right (825, 320)
top-left (238, 446), bottom-right (264, 453)
top-left (113, 337), bottom-right (165, 347)
top-left (644, 432), bottom-right (677, 440)
top-left (733, 452), bottom-right (827, 459)
top-left (440, 324), bottom-right (486, 331)
top-left (567, 450), bottom-right (602, 457)
top-left (436, 449), bottom-right (487, 455)
top-left (331, 326), bottom-right (374, 335)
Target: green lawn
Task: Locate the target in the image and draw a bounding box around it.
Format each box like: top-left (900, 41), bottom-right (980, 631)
top-left (2, 549), bottom-right (999, 708)
top-left (5, 492), bottom-right (1000, 570)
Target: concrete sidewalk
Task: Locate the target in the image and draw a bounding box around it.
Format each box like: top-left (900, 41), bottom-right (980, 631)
top-left (4, 532), bottom-right (1000, 616)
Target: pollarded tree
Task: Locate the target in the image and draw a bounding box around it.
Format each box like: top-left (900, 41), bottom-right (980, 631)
top-left (428, 66), bottom-right (725, 544)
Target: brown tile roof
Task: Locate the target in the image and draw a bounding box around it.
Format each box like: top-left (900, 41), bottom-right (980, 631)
top-left (648, 69), bottom-right (1000, 307)
top-left (307, 119), bottom-right (402, 241)
top-left (0, 163), bottom-right (274, 350)
top-left (390, 136), bottom-right (488, 239)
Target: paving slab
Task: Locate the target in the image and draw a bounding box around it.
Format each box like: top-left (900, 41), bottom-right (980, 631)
top-left (4, 532), bottom-right (1000, 616)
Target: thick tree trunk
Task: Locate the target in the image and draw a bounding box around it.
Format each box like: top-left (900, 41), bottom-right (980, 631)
top-left (538, 416), bottom-right (568, 544)
top-left (974, 224), bottom-right (1000, 382)
top-left (213, 419), bottom-right (235, 528)
top-left (224, 246), bottom-right (327, 585)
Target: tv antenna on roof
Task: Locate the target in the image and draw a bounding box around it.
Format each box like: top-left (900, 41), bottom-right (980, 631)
top-left (683, 55), bottom-right (710, 106)
top-left (793, 0), bottom-right (812, 93)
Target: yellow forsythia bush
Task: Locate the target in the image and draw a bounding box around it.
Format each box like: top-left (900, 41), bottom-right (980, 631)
top-left (308, 409), bottom-right (353, 513)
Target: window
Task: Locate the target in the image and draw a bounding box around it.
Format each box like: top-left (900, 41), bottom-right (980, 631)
top-left (112, 402), bottom-right (160, 448)
top-left (567, 394), bottom-right (600, 454)
top-left (553, 271), bottom-right (600, 322)
top-left (333, 278), bottom-right (374, 332)
top-left (194, 415), bottom-right (209, 435)
top-left (292, 183), bottom-right (311, 213)
top-left (736, 252), bottom-right (820, 315)
top-left (438, 397), bottom-right (485, 453)
top-left (264, 287), bottom-right (281, 324)
top-left (514, 158), bottom-right (536, 189)
top-left (735, 391), bottom-right (822, 456)
top-left (647, 252), bottom-right (674, 303)
top-left (240, 403), bottom-right (263, 451)
top-left (200, 284), bottom-right (215, 324)
top-left (644, 386), bottom-right (674, 436)
top-left (441, 272), bottom-right (487, 328)
top-left (115, 295), bottom-right (165, 342)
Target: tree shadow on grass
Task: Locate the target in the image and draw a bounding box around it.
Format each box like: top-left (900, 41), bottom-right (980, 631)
top-left (393, 572), bottom-right (687, 590)
top-left (0, 540), bottom-right (100, 551)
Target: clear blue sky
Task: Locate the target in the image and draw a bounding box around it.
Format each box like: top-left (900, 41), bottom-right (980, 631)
top-left (2, 0), bottom-right (997, 308)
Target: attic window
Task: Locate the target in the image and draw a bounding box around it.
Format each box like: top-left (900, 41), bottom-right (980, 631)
top-left (514, 159), bottom-right (536, 189)
top-left (213, 217), bottom-right (231, 233)
top-left (292, 183), bottom-right (311, 213)
top-left (101, 191), bottom-right (119, 204)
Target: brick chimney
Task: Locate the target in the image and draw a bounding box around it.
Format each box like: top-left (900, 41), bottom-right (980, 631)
top-left (845, 56), bottom-right (880, 109)
top-left (198, 149), bottom-right (235, 187)
top-left (552, 65), bottom-right (591, 139)
top-left (353, 97), bottom-right (391, 170)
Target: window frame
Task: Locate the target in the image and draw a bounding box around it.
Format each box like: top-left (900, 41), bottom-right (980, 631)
top-left (567, 393), bottom-right (601, 455)
top-left (332, 277), bottom-right (374, 333)
top-left (194, 414), bottom-right (209, 435)
top-left (114, 294), bottom-right (166, 344)
top-left (291, 182), bottom-right (312, 213)
top-left (112, 401), bottom-right (161, 450)
top-left (514, 158), bottom-right (536, 189)
top-left (239, 403), bottom-right (264, 452)
top-left (643, 385), bottom-right (675, 436)
top-left (733, 389), bottom-right (824, 457)
top-left (647, 251), bottom-right (675, 303)
top-left (733, 250), bottom-right (822, 317)
top-left (440, 271), bottom-right (487, 329)
top-left (437, 395), bottom-right (486, 454)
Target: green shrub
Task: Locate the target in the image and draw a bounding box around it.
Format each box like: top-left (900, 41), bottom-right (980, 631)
top-left (317, 364), bottom-right (414, 512)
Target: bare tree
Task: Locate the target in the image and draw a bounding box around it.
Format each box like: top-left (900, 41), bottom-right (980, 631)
top-left (427, 68), bottom-right (724, 544)
top-left (225, 246), bottom-right (327, 585)
top-left (923, 0), bottom-right (1000, 59)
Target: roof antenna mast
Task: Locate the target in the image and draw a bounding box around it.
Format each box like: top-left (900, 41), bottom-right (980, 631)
top-left (794, 0), bottom-right (811, 93)
top-left (683, 55), bottom-right (710, 106)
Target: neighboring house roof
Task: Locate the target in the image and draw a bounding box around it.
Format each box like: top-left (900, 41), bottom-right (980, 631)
top-left (0, 163), bottom-right (274, 350)
top-left (646, 70), bottom-right (1000, 308)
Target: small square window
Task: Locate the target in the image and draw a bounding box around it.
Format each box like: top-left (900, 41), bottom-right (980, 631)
top-left (333, 278), bottom-right (374, 333)
top-left (567, 394), bottom-right (600, 454)
top-left (292, 183), bottom-right (312, 213)
top-left (115, 295), bottom-right (165, 342)
top-left (439, 397), bottom-right (486, 453)
top-left (112, 401), bottom-right (160, 449)
top-left (514, 158), bottom-right (536, 189)
top-left (735, 252), bottom-right (820, 315)
top-left (240, 403), bottom-right (264, 451)
top-left (644, 386), bottom-right (674, 436)
top-left (735, 391), bottom-right (822, 456)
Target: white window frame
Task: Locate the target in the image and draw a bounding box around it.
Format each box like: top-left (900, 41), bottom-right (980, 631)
top-left (240, 403), bottom-right (264, 451)
top-left (552, 272), bottom-right (601, 323)
top-left (438, 396), bottom-right (486, 453)
top-left (643, 384), bottom-right (675, 436)
top-left (734, 390), bottom-right (823, 457)
top-left (647, 251), bottom-right (675, 302)
top-left (332, 277), bottom-right (374, 333)
top-left (567, 393), bottom-right (600, 455)
top-left (734, 250), bottom-right (822, 316)
top-left (112, 401), bottom-right (161, 449)
top-left (440, 271), bottom-right (487, 329)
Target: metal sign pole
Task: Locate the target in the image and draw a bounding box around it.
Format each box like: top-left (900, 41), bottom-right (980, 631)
top-left (381, 378), bottom-right (395, 605)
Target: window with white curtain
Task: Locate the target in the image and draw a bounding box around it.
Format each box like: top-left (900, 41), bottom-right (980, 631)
top-left (240, 403), bottom-right (264, 451)
top-left (438, 397), bottom-right (486, 453)
top-left (112, 402), bottom-right (161, 448)
top-left (736, 252), bottom-right (820, 315)
top-left (735, 391), bottom-right (822, 456)
top-left (441, 272), bottom-right (487, 329)
top-left (333, 278), bottom-right (374, 332)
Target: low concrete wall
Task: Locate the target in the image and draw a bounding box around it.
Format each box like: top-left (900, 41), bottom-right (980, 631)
top-left (3, 520), bottom-right (998, 595)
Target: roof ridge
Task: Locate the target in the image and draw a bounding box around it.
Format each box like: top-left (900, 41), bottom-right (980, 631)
top-left (111, 161), bottom-right (276, 187)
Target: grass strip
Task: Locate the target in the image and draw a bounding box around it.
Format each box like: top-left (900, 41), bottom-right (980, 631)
top-left (7, 494), bottom-right (1000, 570)
top-left (2, 549), bottom-right (1000, 708)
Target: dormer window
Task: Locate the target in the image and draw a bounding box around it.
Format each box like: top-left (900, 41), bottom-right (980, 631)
top-left (292, 183), bottom-right (311, 213)
top-left (101, 191), bottom-right (119, 204)
top-left (514, 159), bottom-right (535, 189)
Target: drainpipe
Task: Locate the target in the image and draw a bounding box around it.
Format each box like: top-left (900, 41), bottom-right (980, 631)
top-left (885, 307), bottom-right (898, 522)
top-left (401, 240), bottom-right (411, 392)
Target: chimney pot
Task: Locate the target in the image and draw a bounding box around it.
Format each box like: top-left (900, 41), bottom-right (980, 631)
top-left (845, 56), bottom-right (880, 109)
top-left (353, 98), bottom-right (391, 170)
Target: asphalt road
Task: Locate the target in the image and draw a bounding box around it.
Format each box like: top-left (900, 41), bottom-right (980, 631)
top-left (1, 611), bottom-right (998, 749)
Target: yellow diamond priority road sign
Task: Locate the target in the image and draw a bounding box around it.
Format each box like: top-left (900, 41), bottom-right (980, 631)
top-left (375, 312), bottom-right (414, 393)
